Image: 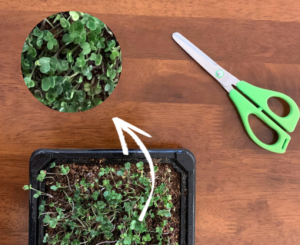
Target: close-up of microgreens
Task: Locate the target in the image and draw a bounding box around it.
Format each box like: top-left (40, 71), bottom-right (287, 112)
top-left (23, 161), bottom-right (181, 245)
top-left (21, 11), bottom-right (122, 112)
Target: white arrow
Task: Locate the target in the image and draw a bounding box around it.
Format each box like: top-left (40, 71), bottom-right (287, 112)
top-left (112, 117), bottom-right (155, 222)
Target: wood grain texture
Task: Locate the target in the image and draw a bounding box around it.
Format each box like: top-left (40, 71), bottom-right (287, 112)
top-left (0, 1), bottom-right (300, 244)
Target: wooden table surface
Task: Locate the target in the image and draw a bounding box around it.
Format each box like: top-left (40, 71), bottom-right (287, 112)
top-left (1, 1), bottom-right (300, 244)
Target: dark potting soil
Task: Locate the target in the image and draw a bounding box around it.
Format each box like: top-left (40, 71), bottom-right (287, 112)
top-left (44, 159), bottom-right (181, 244)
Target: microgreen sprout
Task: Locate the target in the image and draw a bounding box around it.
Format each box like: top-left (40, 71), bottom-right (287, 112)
top-left (21, 11), bottom-right (122, 112)
top-left (22, 184), bottom-right (53, 199)
top-left (23, 161), bottom-right (179, 244)
top-left (37, 170), bottom-right (47, 181)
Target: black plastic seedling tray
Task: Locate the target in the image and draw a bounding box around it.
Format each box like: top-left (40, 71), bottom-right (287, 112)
top-left (29, 148), bottom-right (196, 245)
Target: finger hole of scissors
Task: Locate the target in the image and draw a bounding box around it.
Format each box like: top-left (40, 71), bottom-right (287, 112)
top-left (249, 114), bottom-right (279, 145)
top-left (267, 97), bottom-right (290, 117)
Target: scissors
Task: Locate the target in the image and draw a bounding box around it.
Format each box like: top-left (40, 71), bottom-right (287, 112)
top-left (172, 32), bottom-right (300, 153)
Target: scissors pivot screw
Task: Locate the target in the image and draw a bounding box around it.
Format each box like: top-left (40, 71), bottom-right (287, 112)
top-left (216, 69), bottom-right (224, 78)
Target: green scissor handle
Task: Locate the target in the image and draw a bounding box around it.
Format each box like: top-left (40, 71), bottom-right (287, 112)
top-left (236, 81), bottom-right (300, 132)
top-left (229, 83), bottom-right (297, 153)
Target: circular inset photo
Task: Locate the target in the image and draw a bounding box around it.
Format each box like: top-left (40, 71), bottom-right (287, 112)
top-left (21, 11), bottom-right (122, 112)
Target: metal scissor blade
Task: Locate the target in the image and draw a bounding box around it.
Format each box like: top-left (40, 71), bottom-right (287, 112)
top-left (172, 32), bottom-right (240, 92)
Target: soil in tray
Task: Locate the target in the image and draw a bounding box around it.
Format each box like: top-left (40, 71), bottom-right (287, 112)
top-left (43, 159), bottom-right (181, 245)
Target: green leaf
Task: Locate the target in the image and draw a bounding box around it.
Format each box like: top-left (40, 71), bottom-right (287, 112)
top-left (136, 162), bottom-right (144, 169)
top-left (96, 39), bottom-right (106, 49)
top-left (69, 11), bottom-right (80, 21)
top-left (70, 20), bottom-right (84, 34)
top-left (96, 214), bottom-right (103, 222)
top-left (56, 76), bottom-right (65, 84)
top-left (116, 180), bottom-right (122, 188)
top-left (103, 180), bottom-right (110, 186)
top-left (103, 191), bottom-right (110, 197)
top-left (21, 57), bottom-right (32, 70)
top-left (86, 19), bottom-right (96, 31)
top-left (96, 201), bottom-right (105, 209)
top-left (55, 84), bottom-right (63, 95)
top-left (43, 30), bottom-right (54, 41)
top-left (27, 46), bottom-right (37, 58)
top-left (74, 32), bottom-right (86, 44)
top-left (33, 193), bottom-right (40, 198)
top-left (124, 237), bottom-right (132, 245)
top-left (80, 42), bottom-right (91, 55)
top-left (77, 76), bottom-right (83, 83)
top-left (110, 49), bottom-right (120, 60)
top-left (50, 56), bottom-right (59, 72)
top-left (87, 72), bottom-right (92, 80)
top-left (166, 203), bottom-right (173, 209)
top-left (143, 233), bottom-right (151, 242)
top-left (80, 14), bottom-right (90, 24)
top-left (83, 83), bottom-right (90, 92)
top-left (50, 162), bottom-right (56, 168)
top-left (60, 18), bottom-right (70, 29)
top-left (67, 51), bottom-right (74, 63)
top-left (43, 233), bottom-right (49, 243)
top-left (92, 191), bottom-right (99, 200)
top-left (37, 170), bottom-right (47, 182)
top-left (36, 57), bottom-right (51, 73)
top-left (22, 43), bottom-right (28, 52)
top-left (89, 41), bottom-right (97, 51)
top-left (75, 90), bottom-right (86, 102)
top-left (106, 40), bottom-right (116, 50)
top-left (94, 22), bottom-right (105, 34)
top-left (117, 170), bottom-right (123, 176)
top-left (156, 226), bottom-right (163, 234)
top-left (41, 77), bottom-right (55, 91)
top-left (63, 33), bottom-right (74, 44)
top-left (118, 65), bottom-right (122, 73)
top-left (106, 68), bottom-right (117, 79)
top-left (59, 59), bottom-right (69, 71)
top-left (62, 81), bottom-right (71, 91)
top-left (75, 55), bottom-right (86, 67)
top-left (82, 66), bottom-right (92, 80)
top-left (88, 32), bottom-right (97, 43)
top-left (50, 185), bottom-right (58, 191)
top-left (24, 77), bottom-right (35, 88)
top-left (61, 165), bottom-right (70, 175)
top-left (71, 239), bottom-right (80, 245)
top-left (104, 83), bottom-right (110, 92)
top-left (36, 38), bottom-right (44, 48)
top-left (130, 220), bottom-right (137, 230)
top-left (23, 185), bottom-right (30, 190)
top-left (49, 218), bottom-right (58, 228)
top-left (125, 162), bottom-right (131, 170)
top-left (33, 27), bottom-right (43, 38)
top-left (53, 14), bottom-right (61, 23)
top-left (90, 53), bottom-right (102, 66)
top-left (157, 209), bottom-right (171, 218)
top-left (47, 38), bottom-right (58, 50)
top-left (43, 215), bottom-right (51, 223)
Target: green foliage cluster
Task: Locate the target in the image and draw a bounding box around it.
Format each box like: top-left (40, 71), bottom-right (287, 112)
top-left (23, 162), bottom-right (178, 245)
top-left (21, 11), bottom-right (122, 112)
